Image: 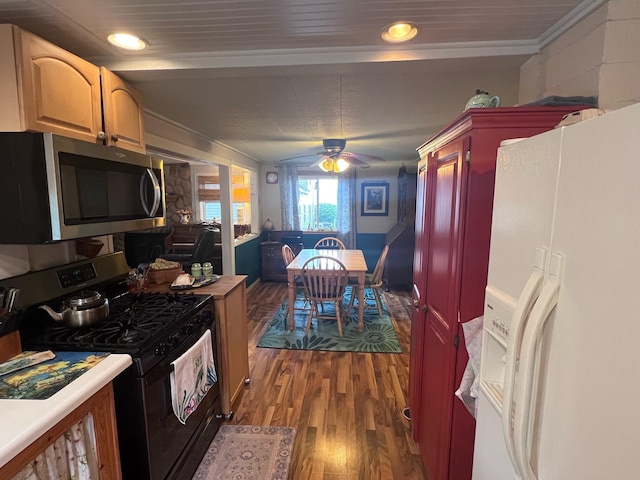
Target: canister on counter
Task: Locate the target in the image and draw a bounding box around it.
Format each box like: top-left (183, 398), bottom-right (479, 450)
top-left (191, 262), bottom-right (202, 279)
top-left (202, 262), bottom-right (213, 280)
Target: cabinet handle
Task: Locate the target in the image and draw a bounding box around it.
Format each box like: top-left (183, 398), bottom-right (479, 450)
top-left (421, 305), bottom-right (428, 313)
top-left (111, 133), bottom-right (119, 142)
top-left (97, 131), bottom-right (106, 140)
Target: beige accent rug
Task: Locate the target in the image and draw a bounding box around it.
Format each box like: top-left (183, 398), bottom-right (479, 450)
top-left (193, 425), bottom-right (296, 479)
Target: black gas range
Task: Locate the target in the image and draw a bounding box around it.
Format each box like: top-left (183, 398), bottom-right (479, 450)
top-left (25, 290), bottom-right (213, 375)
top-left (5, 252), bottom-right (222, 480)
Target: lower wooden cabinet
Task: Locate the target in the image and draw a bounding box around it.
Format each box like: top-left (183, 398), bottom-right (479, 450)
top-left (0, 383), bottom-right (122, 480)
top-left (261, 240), bottom-right (303, 282)
top-left (210, 276), bottom-right (250, 416)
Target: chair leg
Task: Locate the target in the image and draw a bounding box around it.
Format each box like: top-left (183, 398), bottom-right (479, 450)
top-left (347, 285), bottom-right (356, 314)
top-left (334, 301), bottom-right (343, 337)
top-left (373, 287), bottom-right (383, 316)
top-left (306, 302), bottom-right (316, 335)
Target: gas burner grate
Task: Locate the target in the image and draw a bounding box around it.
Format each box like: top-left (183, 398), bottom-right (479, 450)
top-left (30, 292), bottom-right (210, 351)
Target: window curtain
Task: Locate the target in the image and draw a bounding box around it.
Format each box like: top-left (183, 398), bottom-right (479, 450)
top-left (336, 168), bottom-right (357, 248)
top-left (13, 413), bottom-right (99, 480)
top-left (278, 165), bottom-right (300, 231)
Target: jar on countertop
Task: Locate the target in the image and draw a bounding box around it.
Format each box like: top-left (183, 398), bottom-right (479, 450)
top-left (191, 263), bottom-right (202, 279)
top-left (202, 262), bottom-right (213, 280)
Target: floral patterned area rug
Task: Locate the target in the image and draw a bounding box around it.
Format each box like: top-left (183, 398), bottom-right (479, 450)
top-left (192, 425), bottom-right (296, 480)
top-left (257, 287), bottom-right (402, 353)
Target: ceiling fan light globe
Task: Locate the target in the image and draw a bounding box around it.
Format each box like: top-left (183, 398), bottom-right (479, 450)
top-left (320, 158), bottom-right (334, 172)
top-left (335, 158), bottom-right (350, 172)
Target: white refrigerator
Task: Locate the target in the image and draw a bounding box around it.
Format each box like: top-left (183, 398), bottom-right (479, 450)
top-left (472, 102), bottom-right (640, 480)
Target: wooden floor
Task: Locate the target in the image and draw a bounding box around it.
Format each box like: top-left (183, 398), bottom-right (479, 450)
top-left (228, 281), bottom-right (428, 480)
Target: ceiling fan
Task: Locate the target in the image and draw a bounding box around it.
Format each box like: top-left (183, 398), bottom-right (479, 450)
top-left (280, 139), bottom-right (384, 172)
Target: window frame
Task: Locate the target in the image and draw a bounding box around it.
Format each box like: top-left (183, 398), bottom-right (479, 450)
top-left (297, 173), bottom-right (339, 232)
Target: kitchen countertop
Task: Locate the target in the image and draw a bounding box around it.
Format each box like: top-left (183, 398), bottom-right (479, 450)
top-left (145, 274), bottom-right (247, 298)
top-left (0, 353), bottom-right (132, 468)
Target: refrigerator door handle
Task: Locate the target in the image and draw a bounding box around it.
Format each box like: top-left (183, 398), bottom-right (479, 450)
top-left (502, 253), bottom-right (545, 479)
top-left (513, 254), bottom-right (563, 480)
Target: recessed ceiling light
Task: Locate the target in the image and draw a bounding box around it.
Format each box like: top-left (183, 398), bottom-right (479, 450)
top-left (381, 22), bottom-right (418, 43)
top-left (107, 33), bottom-right (147, 50)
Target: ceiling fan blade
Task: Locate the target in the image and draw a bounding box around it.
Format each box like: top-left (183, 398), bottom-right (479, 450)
top-left (341, 152), bottom-right (384, 163)
top-left (278, 152), bottom-right (325, 164)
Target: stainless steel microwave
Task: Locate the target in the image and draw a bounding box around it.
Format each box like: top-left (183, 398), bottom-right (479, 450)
top-left (0, 132), bottom-right (165, 243)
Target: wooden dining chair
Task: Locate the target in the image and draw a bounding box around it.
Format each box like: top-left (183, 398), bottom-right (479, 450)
top-left (314, 236), bottom-right (346, 250)
top-left (348, 244), bottom-right (390, 316)
top-left (281, 244), bottom-right (310, 325)
top-left (281, 244), bottom-right (296, 266)
top-left (300, 256), bottom-right (350, 337)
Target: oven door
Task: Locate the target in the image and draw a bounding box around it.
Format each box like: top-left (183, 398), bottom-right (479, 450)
top-left (115, 306), bottom-right (220, 480)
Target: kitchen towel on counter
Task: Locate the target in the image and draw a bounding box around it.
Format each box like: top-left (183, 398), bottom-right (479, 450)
top-left (455, 316), bottom-right (483, 418)
top-left (170, 329), bottom-right (217, 424)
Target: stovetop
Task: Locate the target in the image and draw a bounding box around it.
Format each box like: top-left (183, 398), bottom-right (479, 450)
top-left (25, 292), bottom-right (212, 353)
top-left (22, 290), bottom-right (217, 376)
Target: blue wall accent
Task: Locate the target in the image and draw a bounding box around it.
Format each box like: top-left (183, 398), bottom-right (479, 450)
top-left (235, 236), bottom-right (261, 286)
top-left (355, 233), bottom-right (386, 272)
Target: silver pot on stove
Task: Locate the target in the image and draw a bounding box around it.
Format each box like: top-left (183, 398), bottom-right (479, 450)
top-left (39, 290), bottom-right (109, 328)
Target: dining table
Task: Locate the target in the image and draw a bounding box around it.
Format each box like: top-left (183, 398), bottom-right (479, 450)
top-left (286, 248), bottom-right (369, 332)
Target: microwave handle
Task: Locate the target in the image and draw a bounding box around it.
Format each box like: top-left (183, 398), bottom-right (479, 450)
top-left (140, 168), bottom-right (161, 217)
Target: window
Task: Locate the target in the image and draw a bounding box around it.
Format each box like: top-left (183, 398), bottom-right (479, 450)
top-left (197, 170), bottom-right (251, 225)
top-left (298, 175), bottom-right (338, 231)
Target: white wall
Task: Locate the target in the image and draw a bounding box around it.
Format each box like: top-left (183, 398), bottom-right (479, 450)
top-left (519, 0), bottom-right (640, 110)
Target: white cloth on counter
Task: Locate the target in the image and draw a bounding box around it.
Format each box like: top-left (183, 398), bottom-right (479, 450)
top-left (170, 329), bottom-right (217, 424)
top-left (455, 315), bottom-right (483, 418)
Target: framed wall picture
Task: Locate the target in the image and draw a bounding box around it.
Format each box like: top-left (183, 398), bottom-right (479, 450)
top-left (361, 182), bottom-right (389, 216)
top-left (266, 171), bottom-right (279, 184)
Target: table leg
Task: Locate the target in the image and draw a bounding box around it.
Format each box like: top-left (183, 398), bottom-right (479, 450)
top-left (287, 274), bottom-right (295, 331)
top-left (358, 273), bottom-right (365, 332)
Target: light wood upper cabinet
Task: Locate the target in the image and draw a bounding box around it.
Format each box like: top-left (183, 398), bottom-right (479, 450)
top-left (0, 24), bottom-right (145, 153)
top-left (100, 67), bottom-right (146, 153)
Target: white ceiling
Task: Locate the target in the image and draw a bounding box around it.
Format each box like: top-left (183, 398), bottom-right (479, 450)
top-left (0, 0), bottom-right (604, 167)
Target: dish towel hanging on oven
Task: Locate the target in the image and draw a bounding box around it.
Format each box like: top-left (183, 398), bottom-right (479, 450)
top-left (170, 329), bottom-right (217, 424)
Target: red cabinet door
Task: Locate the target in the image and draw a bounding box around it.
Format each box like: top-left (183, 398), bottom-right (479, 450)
top-left (417, 138), bottom-right (469, 480)
top-left (409, 159), bottom-right (429, 440)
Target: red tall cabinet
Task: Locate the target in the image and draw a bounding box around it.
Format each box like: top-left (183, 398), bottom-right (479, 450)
top-left (409, 106), bottom-right (587, 480)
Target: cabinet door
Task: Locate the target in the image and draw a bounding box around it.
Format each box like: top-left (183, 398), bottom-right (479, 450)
top-left (215, 283), bottom-right (249, 415)
top-left (417, 137), bottom-right (469, 480)
top-left (261, 245), bottom-right (283, 281)
top-left (100, 67), bottom-right (146, 153)
top-left (409, 159), bottom-right (429, 441)
top-left (17, 28), bottom-right (103, 144)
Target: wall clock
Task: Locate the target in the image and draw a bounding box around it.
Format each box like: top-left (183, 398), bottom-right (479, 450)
top-left (266, 172), bottom-right (278, 184)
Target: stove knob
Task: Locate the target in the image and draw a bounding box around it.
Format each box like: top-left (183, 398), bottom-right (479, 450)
top-left (155, 342), bottom-right (167, 356)
top-left (183, 323), bottom-right (194, 335)
top-left (167, 335), bottom-right (179, 347)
